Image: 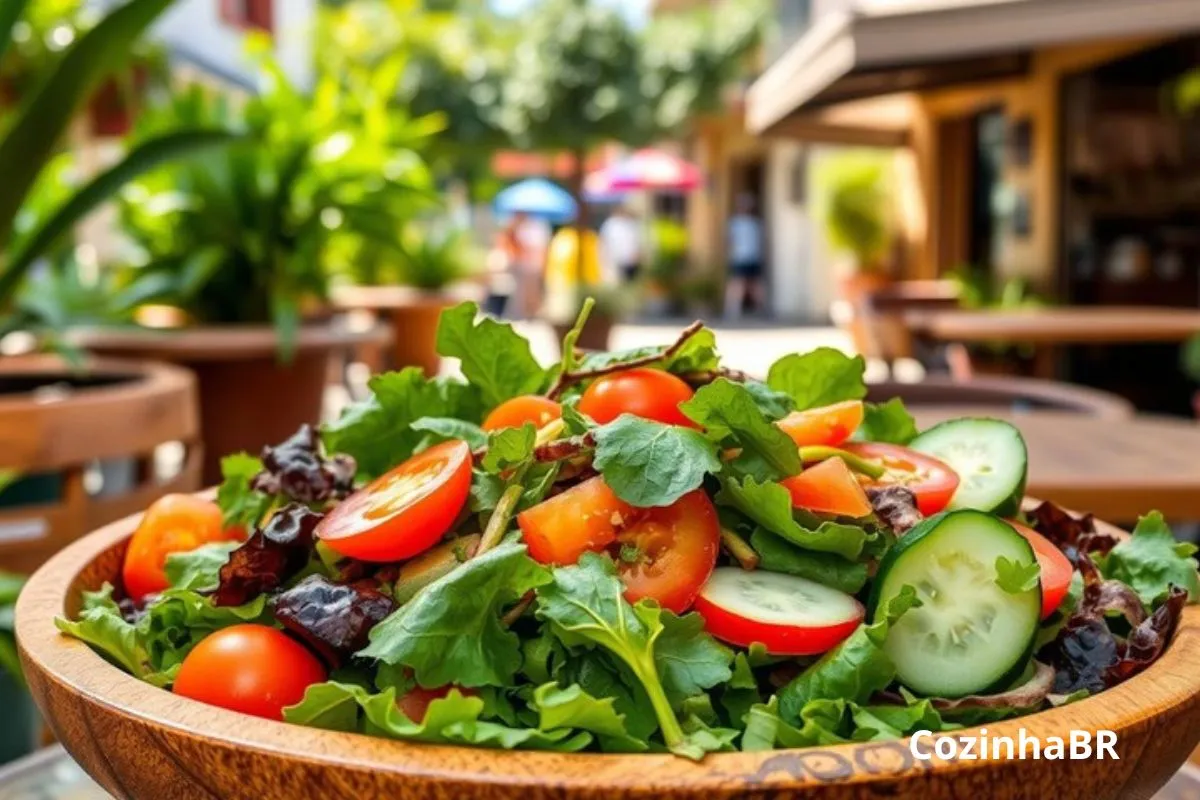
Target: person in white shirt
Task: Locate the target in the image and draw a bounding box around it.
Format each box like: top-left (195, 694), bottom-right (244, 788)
top-left (724, 194), bottom-right (766, 318)
top-left (599, 206), bottom-right (644, 283)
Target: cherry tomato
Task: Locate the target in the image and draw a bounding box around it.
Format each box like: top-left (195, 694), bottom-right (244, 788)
top-left (397, 685), bottom-right (479, 723)
top-left (614, 490), bottom-right (720, 613)
top-left (1007, 520), bottom-right (1074, 619)
top-left (482, 395), bottom-right (562, 432)
top-left (518, 476), bottom-right (632, 565)
top-left (122, 494), bottom-right (244, 601)
top-left (316, 439), bottom-right (471, 562)
top-left (780, 456), bottom-right (873, 517)
top-left (842, 442), bottom-right (960, 517)
top-left (776, 400), bottom-right (864, 447)
top-left (173, 625), bottom-right (326, 720)
top-left (519, 479), bottom-right (720, 613)
top-left (694, 568), bottom-right (865, 656)
top-left (578, 367), bottom-right (696, 427)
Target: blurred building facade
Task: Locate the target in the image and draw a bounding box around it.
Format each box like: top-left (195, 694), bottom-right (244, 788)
top-left (748, 0), bottom-right (1200, 311)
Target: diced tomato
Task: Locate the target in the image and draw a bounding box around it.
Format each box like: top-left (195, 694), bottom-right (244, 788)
top-left (518, 476), bottom-right (632, 565)
top-left (1007, 520), bottom-right (1074, 619)
top-left (781, 457), bottom-right (873, 517)
top-left (578, 367), bottom-right (696, 427)
top-left (842, 442), bottom-right (959, 517)
top-left (122, 494), bottom-right (245, 601)
top-left (776, 400), bottom-right (864, 447)
top-left (482, 395), bottom-right (562, 432)
top-left (316, 439), bottom-right (472, 562)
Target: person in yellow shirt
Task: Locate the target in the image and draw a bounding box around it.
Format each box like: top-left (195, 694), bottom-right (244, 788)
top-left (543, 225), bottom-right (607, 322)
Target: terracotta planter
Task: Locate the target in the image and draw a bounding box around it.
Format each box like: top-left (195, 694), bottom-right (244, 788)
top-left (330, 284), bottom-right (484, 377)
top-left (15, 506), bottom-right (1200, 798)
top-left (0, 356), bottom-right (201, 575)
top-left (70, 325), bottom-right (390, 485)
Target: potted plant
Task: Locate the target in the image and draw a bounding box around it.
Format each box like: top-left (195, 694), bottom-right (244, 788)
top-left (815, 150), bottom-right (894, 296)
top-left (69, 45), bottom-right (440, 483)
top-left (0, 0), bottom-right (220, 549)
top-left (330, 225), bottom-right (483, 376)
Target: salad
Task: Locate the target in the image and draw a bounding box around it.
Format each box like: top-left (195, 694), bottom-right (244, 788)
top-left (57, 301), bottom-right (1199, 760)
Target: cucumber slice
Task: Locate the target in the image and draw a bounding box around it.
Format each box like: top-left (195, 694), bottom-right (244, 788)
top-left (909, 417), bottom-right (1027, 516)
top-left (869, 510), bottom-right (1041, 698)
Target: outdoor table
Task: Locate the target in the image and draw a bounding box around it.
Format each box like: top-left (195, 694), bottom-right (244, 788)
top-left (904, 306), bottom-right (1200, 379)
top-left (912, 407), bottom-right (1200, 522)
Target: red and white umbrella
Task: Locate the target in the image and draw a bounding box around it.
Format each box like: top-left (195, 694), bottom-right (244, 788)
top-left (587, 148), bottom-right (703, 193)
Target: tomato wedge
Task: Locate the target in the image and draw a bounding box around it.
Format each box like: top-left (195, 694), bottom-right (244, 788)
top-left (694, 568), bottom-right (864, 656)
top-left (316, 439), bottom-right (471, 562)
top-left (578, 367), bottom-right (696, 427)
top-left (842, 442), bottom-right (959, 517)
top-left (780, 456), bottom-right (873, 517)
top-left (776, 400), bottom-right (864, 447)
top-left (482, 395), bottom-right (562, 432)
top-left (518, 479), bottom-right (719, 613)
top-left (1007, 520), bottom-right (1074, 619)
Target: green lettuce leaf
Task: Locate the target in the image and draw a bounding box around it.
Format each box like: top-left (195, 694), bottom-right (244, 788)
top-left (766, 349), bottom-right (866, 410)
top-left (777, 586), bottom-right (920, 722)
top-left (1100, 511), bottom-right (1200, 606)
top-left (742, 380), bottom-right (795, 420)
top-left (856, 399), bottom-right (918, 445)
top-left (138, 590), bottom-right (271, 673)
top-left (359, 539), bottom-right (551, 688)
top-left (164, 541), bottom-right (239, 592)
top-left (680, 379), bottom-right (801, 480)
top-left (436, 301), bottom-right (547, 410)
top-left (593, 416), bottom-right (721, 507)
top-left (411, 417), bottom-right (487, 450)
top-left (653, 611), bottom-right (733, 708)
top-left (716, 476), bottom-right (872, 560)
top-left (481, 423), bottom-right (536, 474)
top-left (750, 529), bottom-right (868, 594)
top-left (323, 367), bottom-right (482, 479)
top-left (55, 605), bottom-right (146, 678)
top-left (530, 682), bottom-right (646, 752)
top-left (215, 453), bottom-right (269, 529)
top-left (718, 652), bottom-right (762, 729)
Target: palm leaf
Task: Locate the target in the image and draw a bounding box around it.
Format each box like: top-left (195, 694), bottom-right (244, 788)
top-left (0, 129), bottom-right (241, 303)
top-left (0, 0), bottom-right (174, 253)
top-left (0, 0), bottom-right (31, 67)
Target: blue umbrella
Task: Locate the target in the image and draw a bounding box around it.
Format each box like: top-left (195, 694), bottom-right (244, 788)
top-left (494, 178), bottom-right (578, 222)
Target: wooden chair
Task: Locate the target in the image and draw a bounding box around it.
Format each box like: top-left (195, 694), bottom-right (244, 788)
top-left (0, 356), bottom-right (202, 575)
top-left (855, 280), bottom-right (973, 380)
top-left (867, 374), bottom-right (1135, 418)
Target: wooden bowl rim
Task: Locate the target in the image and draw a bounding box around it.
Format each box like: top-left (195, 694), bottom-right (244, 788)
top-left (16, 506), bottom-right (1200, 792)
top-left (66, 323), bottom-right (393, 361)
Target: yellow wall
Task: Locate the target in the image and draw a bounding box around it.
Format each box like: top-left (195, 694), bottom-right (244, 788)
top-left (909, 37), bottom-right (1161, 290)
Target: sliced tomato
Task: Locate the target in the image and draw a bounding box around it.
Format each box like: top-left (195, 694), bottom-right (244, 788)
top-left (776, 400), bottom-right (864, 447)
top-left (781, 456), bottom-right (873, 517)
top-left (518, 476), bottom-right (632, 565)
top-left (1007, 520), bottom-right (1074, 619)
top-left (578, 367), bottom-right (696, 427)
top-left (842, 442), bottom-right (959, 517)
top-left (482, 395), bottom-right (562, 432)
top-left (519, 479), bottom-right (719, 613)
top-left (316, 439), bottom-right (471, 562)
top-left (614, 490), bottom-right (720, 614)
top-left (122, 494), bottom-right (245, 600)
top-left (397, 685), bottom-right (479, 722)
top-left (694, 568), bottom-right (864, 656)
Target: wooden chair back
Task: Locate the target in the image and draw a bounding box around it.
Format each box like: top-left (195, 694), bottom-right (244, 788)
top-left (0, 356), bottom-right (202, 575)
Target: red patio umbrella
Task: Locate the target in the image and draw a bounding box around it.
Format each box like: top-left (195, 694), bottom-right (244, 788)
top-left (588, 148), bottom-right (703, 192)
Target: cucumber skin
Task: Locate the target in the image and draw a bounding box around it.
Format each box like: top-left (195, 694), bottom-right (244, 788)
top-left (910, 417), bottom-right (1028, 517)
top-left (868, 509), bottom-right (1041, 697)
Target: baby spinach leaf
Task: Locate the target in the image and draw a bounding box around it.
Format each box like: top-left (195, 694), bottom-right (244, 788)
top-left (716, 476), bottom-right (872, 560)
top-left (577, 327), bottom-right (720, 375)
top-left (593, 415), bottom-right (721, 507)
top-left (1100, 511), bottom-right (1200, 606)
top-left (751, 529), bottom-right (869, 594)
top-left (436, 301), bottom-right (547, 409)
top-left (766, 348), bottom-right (866, 411)
top-left (411, 417), bottom-right (487, 450)
top-left (360, 540), bottom-right (551, 688)
top-left (856, 399), bottom-right (918, 445)
top-left (654, 610), bottom-right (733, 708)
top-left (680, 379), bottom-right (801, 480)
top-left (742, 380), bottom-right (795, 420)
top-left (164, 541), bottom-right (240, 592)
top-left (481, 423), bottom-right (537, 474)
top-left (323, 368), bottom-right (482, 480)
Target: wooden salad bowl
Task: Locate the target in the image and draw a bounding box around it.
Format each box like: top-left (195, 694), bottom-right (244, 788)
top-left (16, 507), bottom-right (1200, 800)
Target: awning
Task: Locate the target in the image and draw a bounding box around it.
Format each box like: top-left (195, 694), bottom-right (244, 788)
top-left (747, 0), bottom-right (1200, 134)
